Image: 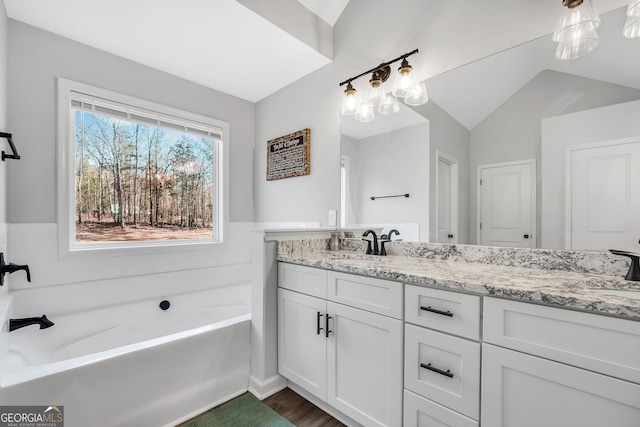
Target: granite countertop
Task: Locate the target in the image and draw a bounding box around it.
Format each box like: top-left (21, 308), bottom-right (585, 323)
top-left (276, 250), bottom-right (640, 320)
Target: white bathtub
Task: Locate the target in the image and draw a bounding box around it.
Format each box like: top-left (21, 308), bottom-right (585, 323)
top-left (0, 287), bottom-right (251, 427)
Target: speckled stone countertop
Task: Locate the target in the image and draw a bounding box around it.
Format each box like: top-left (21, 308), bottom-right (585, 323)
top-left (276, 249), bottom-right (640, 320)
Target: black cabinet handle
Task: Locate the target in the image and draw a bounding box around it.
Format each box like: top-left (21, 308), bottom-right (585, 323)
top-left (523, 234), bottom-right (530, 239)
top-left (325, 314), bottom-right (332, 338)
top-left (317, 311), bottom-right (324, 335)
top-left (421, 363), bottom-right (454, 378)
top-left (420, 306), bottom-right (453, 317)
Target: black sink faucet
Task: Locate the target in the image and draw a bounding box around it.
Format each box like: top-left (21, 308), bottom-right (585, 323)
top-left (0, 253), bottom-right (31, 286)
top-left (388, 229), bottom-right (400, 240)
top-left (609, 249), bottom-right (640, 282)
top-left (362, 230), bottom-right (380, 255)
top-left (9, 315), bottom-right (55, 332)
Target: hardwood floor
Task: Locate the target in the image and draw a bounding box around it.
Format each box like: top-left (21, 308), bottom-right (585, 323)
top-left (263, 387), bottom-right (346, 427)
top-left (176, 387), bottom-right (346, 427)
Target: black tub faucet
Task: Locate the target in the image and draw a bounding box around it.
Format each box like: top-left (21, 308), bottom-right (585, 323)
top-left (9, 315), bottom-right (55, 332)
top-left (362, 230), bottom-right (379, 255)
top-left (0, 253), bottom-right (31, 286)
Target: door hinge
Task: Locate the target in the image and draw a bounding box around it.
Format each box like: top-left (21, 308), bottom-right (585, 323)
top-left (480, 223), bottom-right (482, 230)
top-left (480, 179), bottom-right (482, 185)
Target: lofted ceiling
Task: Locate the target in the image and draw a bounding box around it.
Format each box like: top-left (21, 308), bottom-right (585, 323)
top-left (2, 0), bottom-right (347, 102)
top-left (3, 0), bottom-right (634, 119)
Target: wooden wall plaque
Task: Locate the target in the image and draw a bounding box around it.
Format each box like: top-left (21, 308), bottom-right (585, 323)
top-left (266, 128), bottom-right (311, 181)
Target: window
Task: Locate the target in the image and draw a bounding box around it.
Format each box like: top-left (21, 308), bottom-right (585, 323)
top-left (57, 78), bottom-right (228, 258)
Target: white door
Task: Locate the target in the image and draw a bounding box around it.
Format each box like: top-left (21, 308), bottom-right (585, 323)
top-left (326, 301), bottom-right (403, 427)
top-left (436, 152), bottom-right (458, 243)
top-left (277, 288), bottom-right (327, 401)
top-left (481, 343), bottom-right (640, 427)
top-left (478, 160), bottom-right (535, 247)
top-left (569, 139), bottom-right (640, 252)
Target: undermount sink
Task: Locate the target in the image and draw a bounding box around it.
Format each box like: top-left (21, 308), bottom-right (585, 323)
top-left (589, 289), bottom-right (640, 300)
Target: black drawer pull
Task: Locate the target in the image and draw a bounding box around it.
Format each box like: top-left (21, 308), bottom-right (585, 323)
top-left (421, 363), bottom-right (454, 378)
top-left (317, 311), bottom-right (324, 335)
top-left (420, 306), bottom-right (453, 317)
top-left (325, 314), bottom-right (333, 338)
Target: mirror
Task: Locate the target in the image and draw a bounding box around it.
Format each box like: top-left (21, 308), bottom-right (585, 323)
top-left (340, 7), bottom-right (640, 251)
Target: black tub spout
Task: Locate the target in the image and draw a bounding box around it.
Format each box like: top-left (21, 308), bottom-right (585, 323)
top-left (9, 315), bottom-right (54, 332)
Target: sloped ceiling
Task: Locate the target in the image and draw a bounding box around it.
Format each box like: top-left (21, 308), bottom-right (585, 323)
top-left (3, 0), bottom-right (634, 118)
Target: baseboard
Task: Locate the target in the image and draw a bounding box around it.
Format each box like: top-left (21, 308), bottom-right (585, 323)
top-left (165, 387), bottom-right (247, 427)
top-left (287, 382), bottom-right (363, 427)
top-left (248, 374), bottom-right (288, 400)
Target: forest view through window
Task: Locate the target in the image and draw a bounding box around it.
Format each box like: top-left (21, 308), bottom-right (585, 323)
top-left (73, 98), bottom-right (219, 244)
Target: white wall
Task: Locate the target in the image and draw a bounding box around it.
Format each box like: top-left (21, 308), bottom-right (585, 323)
top-left (5, 21), bottom-right (255, 293)
top-left (0, 1), bottom-right (9, 362)
top-left (343, 123), bottom-right (430, 241)
top-left (470, 70), bottom-right (640, 245)
top-left (541, 100), bottom-right (640, 250)
top-left (412, 100), bottom-right (470, 244)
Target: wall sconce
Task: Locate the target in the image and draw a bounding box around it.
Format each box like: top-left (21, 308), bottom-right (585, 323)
top-left (553, 0), bottom-right (601, 60)
top-left (339, 49), bottom-right (428, 123)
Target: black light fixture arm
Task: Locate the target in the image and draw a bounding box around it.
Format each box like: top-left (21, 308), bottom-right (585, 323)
top-left (1, 132), bottom-right (20, 161)
top-left (339, 49), bottom-right (419, 87)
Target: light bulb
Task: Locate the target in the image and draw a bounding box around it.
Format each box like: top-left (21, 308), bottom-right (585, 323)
top-left (354, 103), bottom-right (374, 123)
top-left (623, 13), bottom-right (640, 38)
top-left (392, 58), bottom-right (416, 98)
top-left (340, 82), bottom-right (357, 115)
top-left (366, 71), bottom-right (386, 107)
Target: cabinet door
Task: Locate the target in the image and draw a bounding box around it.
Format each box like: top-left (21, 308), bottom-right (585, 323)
top-left (482, 343), bottom-right (640, 427)
top-left (326, 301), bottom-right (403, 427)
top-left (277, 288), bottom-right (327, 400)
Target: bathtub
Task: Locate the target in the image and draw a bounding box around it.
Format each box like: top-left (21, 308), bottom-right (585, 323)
top-left (0, 287), bottom-right (251, 427)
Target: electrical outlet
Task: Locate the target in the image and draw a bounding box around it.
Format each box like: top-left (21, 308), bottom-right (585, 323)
top-left (328, 210), bottom-right (337, 226)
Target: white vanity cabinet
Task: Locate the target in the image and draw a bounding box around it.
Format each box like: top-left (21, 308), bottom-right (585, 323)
top-left (482, 297), bottom-right (640, 427)
top-left (277, 263), bottom-right (403, 427)
top-left (403, 285), bottom-right (481, 427)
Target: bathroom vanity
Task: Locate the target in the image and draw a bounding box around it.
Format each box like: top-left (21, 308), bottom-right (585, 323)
top-left (275, 241), bottom-right (640, 427)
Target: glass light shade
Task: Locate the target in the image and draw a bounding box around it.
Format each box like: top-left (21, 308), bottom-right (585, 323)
top-left (555, 29), bottom-right (599, 60)
top-left (553, 0), bottom-right (600, 42)
top-left (392, 60), bottom-right (416, 98)
top-left (378, 94), bottom-right (400, 115)
top-left (623, 14), bottom-right (640, 38)
top-left (404, 81), bottom-right (428, 106)
top-left (628, 0), bottom-right (640, 16)
top-left (354, 102), bottom-right (374, 122)
top-left (366, 83), bottom-right (386, 107)
top-left (340, 84), bottom-right (357, 115)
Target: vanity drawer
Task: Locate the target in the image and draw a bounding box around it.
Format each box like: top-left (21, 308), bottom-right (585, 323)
top-left (405, 285), bottom-right (481, 340)
top-left (404, 390), bottom-right (478, 427)
top-left (327, 271), bottom-right (403, 319)
top-left (484, 297), bottom-right (640, 384)
top-left (278, 262), bottom-right (327, 298)
top-left (405, 324), bottom-right (480, 420)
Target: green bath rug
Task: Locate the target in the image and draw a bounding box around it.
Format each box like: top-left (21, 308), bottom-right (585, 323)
top-left (182, 393), bottom-right (295, 427)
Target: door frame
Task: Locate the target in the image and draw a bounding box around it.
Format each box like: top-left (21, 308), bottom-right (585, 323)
top-left (565, 136), bottom-right (640, 250)
top-left (476, 159), bottom-right (536, 247)
top-left (435, 150), bottom-right (459, 243)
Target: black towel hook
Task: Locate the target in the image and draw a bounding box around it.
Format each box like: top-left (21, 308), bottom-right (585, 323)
top-left (1, 132), bottom-right (20, 161)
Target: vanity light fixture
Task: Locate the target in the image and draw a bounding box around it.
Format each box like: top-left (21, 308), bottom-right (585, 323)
top-left (339, 49), bottom-right (428, 123)
top-left (553, 0), bottom-right (601, 60)
top-left (623, 0), bottom-right (640, 38)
